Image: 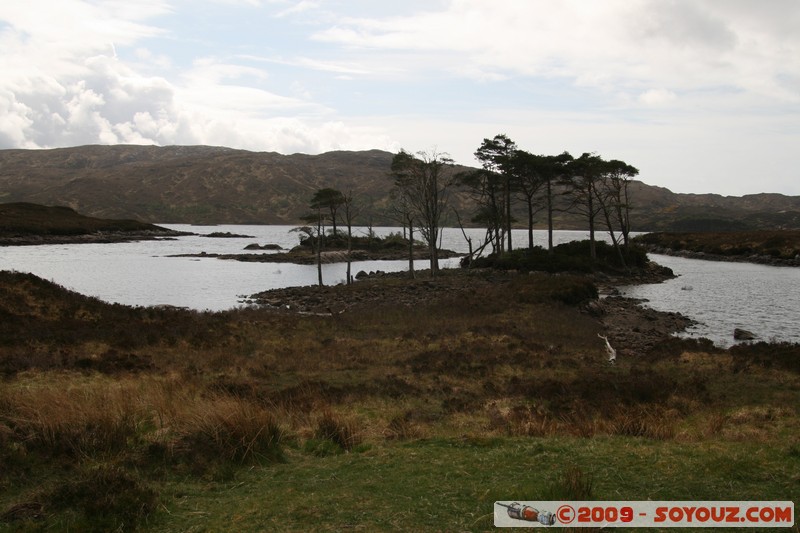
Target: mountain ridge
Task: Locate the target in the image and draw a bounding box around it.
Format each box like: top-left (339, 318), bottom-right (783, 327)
top-left (1, 144), bottom-right (798, 231)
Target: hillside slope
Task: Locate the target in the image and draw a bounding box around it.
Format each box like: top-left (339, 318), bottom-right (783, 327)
top-left (1, 145), bottom-right (798, 230)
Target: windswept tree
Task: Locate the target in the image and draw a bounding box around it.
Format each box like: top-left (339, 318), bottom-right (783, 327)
top-left (390, 149), bottom-right (455, 277)
top-left (600, 159), bottom-right (638, 248)
top-left (297, 205), bottom-right (325, 286)
top-left (310, 188), bottom-right (346, 235)
top-left (508, 149), bottom-right (546, 250)
top-left (474, 134), bottom-right (518, 252)
top-left (456, 167), bottom-right (505, 255)
top-left (592, 159), bottom-right (639, 267)
top-left (562, 152), bottom-right (605, 260)
top-left (544, 152), bottom-right (574, 253)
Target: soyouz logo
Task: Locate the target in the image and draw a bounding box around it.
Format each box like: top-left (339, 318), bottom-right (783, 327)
top-left (494, 501), bottom-right (795, 528)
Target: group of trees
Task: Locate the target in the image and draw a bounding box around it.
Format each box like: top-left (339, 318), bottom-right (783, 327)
top-left (298, 133), bottom-right (640, 283)
top-left (389, 134), bottom-right (639, 273)
top-left (298, 187), bottom-right (359, 285)
top-left (460, 134), bottom-right (638, 266)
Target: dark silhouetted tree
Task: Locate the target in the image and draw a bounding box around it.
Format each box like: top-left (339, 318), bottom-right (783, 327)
top-left (310, 188), bottom-right (346, 235)
top-left (474, 134), bottom-right (517, 252)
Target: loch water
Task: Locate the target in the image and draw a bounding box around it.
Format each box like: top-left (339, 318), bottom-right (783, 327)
top-left (0, 226), bottom-right (590, 311)
top-left (619, 254), bottom-right (800, 348)
top-left (2, 226), bottom-right (798, 347)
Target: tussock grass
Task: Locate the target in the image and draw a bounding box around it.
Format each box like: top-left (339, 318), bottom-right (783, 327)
top-left (312, 410), bottom-right (362, 453)
top-left (0, 374), bottom-right (284, 466)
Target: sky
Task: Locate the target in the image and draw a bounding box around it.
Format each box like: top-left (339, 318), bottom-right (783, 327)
top-left (1, 0), bottom-right (799, 196)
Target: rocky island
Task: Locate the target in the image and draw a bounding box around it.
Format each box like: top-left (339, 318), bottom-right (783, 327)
top-left (0, 202), bottom-right (191, 245)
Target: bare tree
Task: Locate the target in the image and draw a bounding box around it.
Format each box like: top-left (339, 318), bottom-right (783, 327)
top-left (341, 190), bottom-right (360, 284)
top-left (390, 149), bottom-right (455, 277)
top-left (389, 188), bottom-right (417, 279)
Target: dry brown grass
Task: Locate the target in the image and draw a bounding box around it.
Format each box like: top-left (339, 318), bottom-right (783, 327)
top-left (0, 373), bottom-right (284, 465)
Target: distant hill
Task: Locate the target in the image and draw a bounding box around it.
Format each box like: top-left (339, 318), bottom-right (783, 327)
top-left (1, 145), bottom-right (798, 231)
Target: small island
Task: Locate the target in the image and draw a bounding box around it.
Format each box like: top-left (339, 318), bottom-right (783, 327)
top-left (171, 231), bottom-right (461, 264)
top-left (0, 202), bottom-right (191, 245)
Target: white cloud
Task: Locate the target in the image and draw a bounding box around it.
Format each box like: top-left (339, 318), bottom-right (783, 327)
top-left (1, 0), bottom-right (798, 195)
top-left (274, 1), bottom-right (320, 19)
top-left (638, 89), bottom-right (678, 106)
top-left (314, 0), bottom-right (800, 101)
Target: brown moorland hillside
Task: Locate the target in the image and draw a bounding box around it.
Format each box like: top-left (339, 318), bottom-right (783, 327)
top-left (1, 145), bottom-right (799, 230)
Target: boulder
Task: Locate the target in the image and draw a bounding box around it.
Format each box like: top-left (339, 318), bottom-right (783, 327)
top-left (733, 328), bottom-right (757, 341)
top-left (244, 243), bottom-right (282, 250)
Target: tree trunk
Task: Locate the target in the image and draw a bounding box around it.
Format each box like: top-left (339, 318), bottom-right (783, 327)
top-left (407, 220), bottom-right (415, 279)
top-left (505, 178), bottom-right (512, 252)
top-left (527, 196), bottom-right (534, 250)
top-left (546, 179), bottom-right (554, 253)
top-left (588, 193), bottom-right (596, 261)
top-left (313, 207), bottom-right (323, 286)
top-left (346, 223), bottom-right (352, 284)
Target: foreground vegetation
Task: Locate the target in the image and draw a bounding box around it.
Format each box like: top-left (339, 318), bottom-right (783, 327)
top-left (1, 267), bottom-right (799, 531)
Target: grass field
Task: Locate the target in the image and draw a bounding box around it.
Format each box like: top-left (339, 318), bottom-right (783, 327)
top-left (1, 269), bottom-right (798, 531)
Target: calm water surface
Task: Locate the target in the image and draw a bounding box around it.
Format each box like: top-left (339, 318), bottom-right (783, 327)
top-left (620, 254), bottom-right (800, 347)
top-left (0, 225), bottom-right (589, 311)
top-left (2, 228), bottom-right (798, 347)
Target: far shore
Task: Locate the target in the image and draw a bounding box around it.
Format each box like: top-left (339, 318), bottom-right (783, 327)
top-left (0, 229), bottom-right (192, 246)
top-left (634, 229), bottom-right (800, 267)
top-left (640, 244), bottom-right (800, 267)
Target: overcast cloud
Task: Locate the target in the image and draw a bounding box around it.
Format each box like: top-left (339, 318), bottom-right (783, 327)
top-left (1, 0), bottom-right (798, 195)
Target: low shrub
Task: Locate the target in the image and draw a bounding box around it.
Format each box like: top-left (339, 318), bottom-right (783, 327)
top-left (508, 273), bottom-right (599, 306)
top-left (151, 394), bottom-right (284, 465)
top-left (729, 342), bottom-right (800, 374)
top-left (2, 465), bottom-right (157, 532)
top-left (470, 241), bottom-right (648, 273)
top-left (608, 405), bottom-right (677, 440)
top-left (312, 410), bottom-right (361, 453)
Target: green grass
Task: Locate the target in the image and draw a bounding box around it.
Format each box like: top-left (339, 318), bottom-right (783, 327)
top-left (141, 437), bottom-right (799, 532)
